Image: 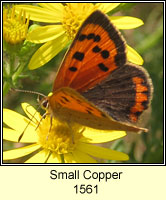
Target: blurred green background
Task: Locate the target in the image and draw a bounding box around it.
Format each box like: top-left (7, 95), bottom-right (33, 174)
top-left (3, 3), bottom-right (163, 163)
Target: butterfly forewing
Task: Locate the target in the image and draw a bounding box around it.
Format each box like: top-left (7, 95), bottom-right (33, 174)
top-left (53, 10), bottom-right (126, 92)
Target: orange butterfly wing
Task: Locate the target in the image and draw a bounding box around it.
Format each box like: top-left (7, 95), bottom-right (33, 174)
top-left (48, 87), bottom-right (146, 132)
top-left (46, 10), bottom-right (153, 131)
top-left (53, 10), bottom-right (126, 93)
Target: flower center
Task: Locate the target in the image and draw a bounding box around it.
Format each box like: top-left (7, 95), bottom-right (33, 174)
top-left (62, 3), bottom-right (95, 39)
top-left (37, 116), bottom-right (83, 154)
top-left (3, 7), bottom-right (29, 44)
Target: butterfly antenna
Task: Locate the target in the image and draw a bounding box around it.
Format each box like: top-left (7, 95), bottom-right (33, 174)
top-left (18, 106), bottom-right (40, 142)
top-left (11, 88), bottom-right (46, 98)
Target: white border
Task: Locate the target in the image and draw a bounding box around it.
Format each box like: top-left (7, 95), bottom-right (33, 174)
top-left (1, 1), bottom-right (165, 166)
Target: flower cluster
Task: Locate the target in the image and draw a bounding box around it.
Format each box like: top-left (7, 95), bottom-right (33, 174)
top-left (3, 6), bottom-right (29, 45)
top-left (3, 103), bottom-right (128, 163)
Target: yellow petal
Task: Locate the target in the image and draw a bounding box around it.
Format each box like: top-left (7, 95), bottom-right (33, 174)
top-left (3, 108), bottom-right (35, 131)
top-left (95, 3), bottom-right (120, 13)
top-left (81, 127), bottom-right (126, 143)
top-left (3, 108), bottom-right (38, 143)
top-left (64, 153), bottom-right (77, 163)
top-left (110, 16), bottom-right (144, 29)
top-left (3, 127), bottom-right (37, 143)
top-left (15, 5), bottom-right (63, 23)
top-left (25, 149), bottom-right (49, 163)
top-left (77, 143), bottom-right (129, 161)
top-left (72, 149), bottom-right (97, 163)
top-left (3, 144), bottom-right (41, 160)
top-left (27, 25), bottom-right (65, 43)
top-left (28, 34), bottom-right (68, 70)
top-left (66, 3), bottom-right (94, 13)
top-left (46, 153), bottom-right (61, 163)
top-left (38, 3), bottom-right (64, 12)
top-left (127, 44), bottom-right (144, 65)
top-left (3, 128), bottom-right (22, 142)
top-left (21, 103), bottom-right (41, 124)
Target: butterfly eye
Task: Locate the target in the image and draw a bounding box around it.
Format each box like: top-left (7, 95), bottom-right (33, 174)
top-left (40, 98), bottom-right (49, 110)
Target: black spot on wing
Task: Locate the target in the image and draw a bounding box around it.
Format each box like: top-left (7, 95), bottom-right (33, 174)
top-left (98, 63), bottom-right (109, 72)
top-left (75, 98), bottom-right (83, 104)
top-left (78, 34), bottom-right (86, 41)
top-left (78, 33), bottom-right (101, 42)
top-left (74, 10), bottom-right (126, 67)
top-left (60, 99), bottom-right (66, 104)
top-left (94, 35), bottom-right (101, 42)
top-left (92, 45), bottom-right (101, 53)
top-left (87, 33), bottom-right (95, 40)
top-left (101, 50), bottom-right (109, 59)
top-left (73, 51), bottom-right (84, 61)
top-left (86, 107), bottom-right (94, 111)
top-left (69, 66), bottom-right (77, 72)
top-left (61, 96), bottom-right (70, 102)
top-left (86, 109), bottom-right (92, 114)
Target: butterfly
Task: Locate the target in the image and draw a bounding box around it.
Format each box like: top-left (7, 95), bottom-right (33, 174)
top-left (40, 10), bottom-right (153, 133)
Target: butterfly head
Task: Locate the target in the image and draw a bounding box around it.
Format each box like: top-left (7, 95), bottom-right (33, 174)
top-left (39, 96), bottom-right (49, 111)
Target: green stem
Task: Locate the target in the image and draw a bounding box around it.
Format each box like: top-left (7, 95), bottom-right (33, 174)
top-left (9, 53), bottom-right (15, 75)
top-left (12, 62), bottom-right (25, 85)
top-left (3, 81), bottom-right (10, 96)
top-left (60, 154), bottom-right (65, 163)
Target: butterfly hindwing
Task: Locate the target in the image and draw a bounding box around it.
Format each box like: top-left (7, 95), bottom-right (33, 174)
top-left (83, 63), bottom-right (153, 124)
top-left (53, 10), bottom-right (126, 92)
top-left (48, 87), bottom-right (147, 132)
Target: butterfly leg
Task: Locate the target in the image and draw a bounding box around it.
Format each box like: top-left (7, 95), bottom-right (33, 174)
top-left (35, 112), bottom-right (49, 130)
top-left (46, 115), bottom-right (53, 140)
top-left (67, 122), bottom-right (75, 144)
top-left (65, 120), bottom-right (82, 144)
top-left (34, 112), bottom-right (53, 140)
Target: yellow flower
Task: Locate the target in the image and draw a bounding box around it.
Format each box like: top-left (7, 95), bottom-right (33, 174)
top-left (3, 103), bottom-right (129, 163)
top-left (3, 6), bottom-right (29, 45)
top-left (15, 3), bottom-right (144, 69)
